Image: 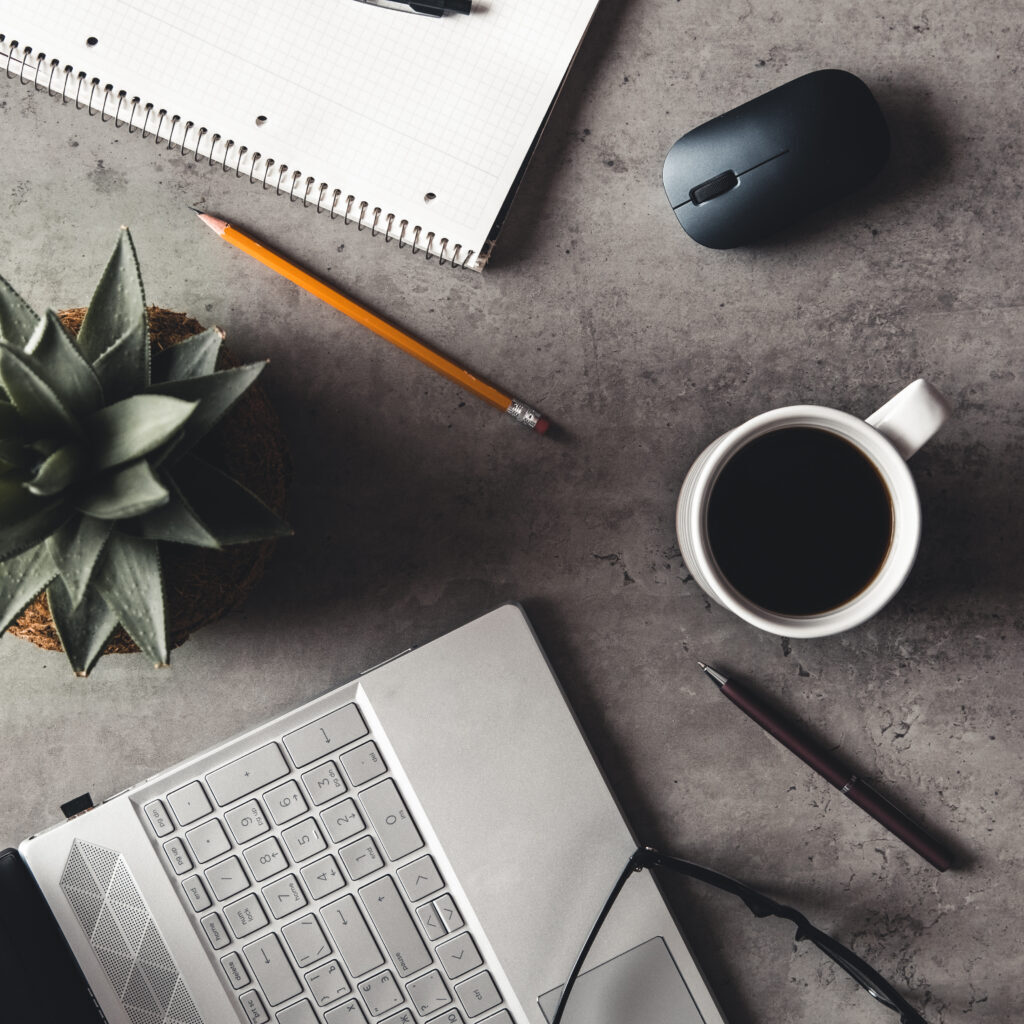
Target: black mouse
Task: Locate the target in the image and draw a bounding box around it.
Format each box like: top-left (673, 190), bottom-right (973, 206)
top-left (663, 69), bottom-right (889, 249)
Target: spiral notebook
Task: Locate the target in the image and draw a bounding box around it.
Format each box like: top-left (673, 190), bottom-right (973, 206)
top-left (0, 0), bottom-right (600, 271)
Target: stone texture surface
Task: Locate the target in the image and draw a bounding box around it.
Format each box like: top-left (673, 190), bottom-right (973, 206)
top-left (1, 2), bottom-right (1022, 1022)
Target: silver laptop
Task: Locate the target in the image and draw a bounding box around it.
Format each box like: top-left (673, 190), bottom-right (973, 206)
top-left (9, 604), bottom-right (726, 1024)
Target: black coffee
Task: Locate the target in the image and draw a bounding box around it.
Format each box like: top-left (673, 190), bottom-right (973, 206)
top-left (707, 427), bottom-right (893, 616)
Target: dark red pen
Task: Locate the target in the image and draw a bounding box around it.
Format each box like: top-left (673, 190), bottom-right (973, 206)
top-left (698, 662), bottom-right (953, 871)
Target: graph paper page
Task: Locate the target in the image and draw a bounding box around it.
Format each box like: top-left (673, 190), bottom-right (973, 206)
top-left (2, 0), bottom-right (600, 267)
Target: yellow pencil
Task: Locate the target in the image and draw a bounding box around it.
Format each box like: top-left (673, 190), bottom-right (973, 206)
top-left (195, 212), bottom-right (550, 434)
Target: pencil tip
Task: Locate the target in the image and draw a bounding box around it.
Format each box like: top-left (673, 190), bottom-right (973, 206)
top-left (189, 206), bottom-right (204, 213)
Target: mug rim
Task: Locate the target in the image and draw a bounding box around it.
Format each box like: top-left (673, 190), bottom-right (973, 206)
top-left (677, 405), bottom-right (921, 638)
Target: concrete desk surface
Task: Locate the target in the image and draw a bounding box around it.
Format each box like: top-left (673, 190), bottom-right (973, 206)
top-left (1, 2), bottom-right (1021, 1021)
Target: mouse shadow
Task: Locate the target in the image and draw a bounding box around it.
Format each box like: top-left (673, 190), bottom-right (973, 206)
top-left (750, 75), bottom-right (953, 251)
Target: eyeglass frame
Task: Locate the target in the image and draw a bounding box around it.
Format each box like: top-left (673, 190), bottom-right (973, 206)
top-left (547, 846), bottom-right (930, 1024)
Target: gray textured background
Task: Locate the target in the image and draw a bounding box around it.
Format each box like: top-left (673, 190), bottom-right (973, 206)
top-left (1, 1), bottom-right (1022, 1021)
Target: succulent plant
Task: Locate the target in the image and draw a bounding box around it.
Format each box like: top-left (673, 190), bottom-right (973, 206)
top-left (0, 228), bottom-right (290, 675)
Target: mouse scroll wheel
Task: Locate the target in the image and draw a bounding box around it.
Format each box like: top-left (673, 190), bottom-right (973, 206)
top-left (689, 170), bottom-right (738, 205)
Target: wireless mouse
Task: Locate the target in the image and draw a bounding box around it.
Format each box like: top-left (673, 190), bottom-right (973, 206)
top-left (662, 69), bottom-right (889, 249)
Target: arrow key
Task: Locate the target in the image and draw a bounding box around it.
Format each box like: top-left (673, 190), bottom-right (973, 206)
top-left (437, 934), bottom-right (482, 979)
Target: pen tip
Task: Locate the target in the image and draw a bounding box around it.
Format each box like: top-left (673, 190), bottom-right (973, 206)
top-left (696, 661), bottom-right (708, 671)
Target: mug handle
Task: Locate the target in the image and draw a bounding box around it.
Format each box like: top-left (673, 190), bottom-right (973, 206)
top-left (865, 379), bottom-right (953, 460)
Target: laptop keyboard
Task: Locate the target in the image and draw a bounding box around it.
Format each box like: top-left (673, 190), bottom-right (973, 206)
top-left (143, 701), bottom-right (513, 1024)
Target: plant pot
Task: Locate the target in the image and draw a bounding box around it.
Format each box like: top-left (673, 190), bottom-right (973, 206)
top-left (7, 306), bottom-right (290, 657)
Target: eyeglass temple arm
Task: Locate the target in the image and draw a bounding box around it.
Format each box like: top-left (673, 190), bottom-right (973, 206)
top-left (548, 848), bottom-right (648, 1024)
top-left (644, 849), bottom-right (931, 1024)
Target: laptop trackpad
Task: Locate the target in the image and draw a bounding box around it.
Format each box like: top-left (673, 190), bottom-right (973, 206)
top-left (537, 936), bottom-right (705, 1024)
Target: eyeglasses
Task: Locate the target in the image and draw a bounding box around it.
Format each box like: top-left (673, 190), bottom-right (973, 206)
top-left (549, 846), bottom-right (931, 1024)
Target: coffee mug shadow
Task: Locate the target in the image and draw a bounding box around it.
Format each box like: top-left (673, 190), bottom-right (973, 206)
top-left (903, 442), bottom-right (1024, 608)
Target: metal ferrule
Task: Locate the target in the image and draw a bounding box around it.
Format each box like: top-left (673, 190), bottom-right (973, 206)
top-left (505, 400), bottom-right (542, 430)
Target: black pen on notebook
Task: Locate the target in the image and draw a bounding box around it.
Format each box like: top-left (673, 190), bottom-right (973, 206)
top-left (353, 0), bottom-right (472, 16)
top-left (697, 662), bottom-right (954, 871)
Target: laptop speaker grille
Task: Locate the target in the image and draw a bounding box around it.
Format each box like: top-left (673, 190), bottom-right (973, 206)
top-left (60, 839), bottom-right (205, 1024)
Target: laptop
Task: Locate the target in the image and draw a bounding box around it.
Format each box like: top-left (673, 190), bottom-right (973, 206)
top-left (2, 604), bottom-right (727, 1024)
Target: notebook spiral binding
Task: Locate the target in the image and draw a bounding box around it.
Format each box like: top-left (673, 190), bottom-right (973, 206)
top-left (1, 35), bottom-right (475, 270)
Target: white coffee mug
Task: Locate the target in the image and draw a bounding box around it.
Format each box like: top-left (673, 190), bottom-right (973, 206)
top-left (676, 379), bottom-right (952, 638)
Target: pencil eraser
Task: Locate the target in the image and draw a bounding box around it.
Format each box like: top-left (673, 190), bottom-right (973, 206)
top-left (534, 417), bottom-right (550, 435)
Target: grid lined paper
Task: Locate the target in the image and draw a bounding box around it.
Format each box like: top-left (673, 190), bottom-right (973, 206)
top-left (1, 0), bottom-right (599, 267)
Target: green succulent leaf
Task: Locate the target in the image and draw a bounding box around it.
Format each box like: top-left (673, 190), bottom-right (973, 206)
top-left (91, 323), bottom-right (150, 404)
top-left (151, 327), bottom-right (224, 383)
top-left (46, 575), bottom-right (119, 677)
top-left (87, 394), bottom-right (197, 471)
top-left (23, 311), bottom-right (104, 417)
top-left (93, 531), bottom-right (167, 666)
top-left (46, 514), bottom-right (113, 607)
top-left (0, 341), bottom-right (82, 438)
top-left (0, 474), bottom-right (71, 561)
top-left (136, 477), bottom-right (220, 548)
top-left (25, 442), bottom-right (87, 496)
top-left (147, 362), bottom-right (266, 461)
top-left (74, 460), bottom-right (169, 520)
top-left (76, 228), bottom-right (148, 375)
top-left (173, 453), bottom-right (291, 545)
top-left (0, 399), bottom-right (25, 435)
top-left (0, 541), bottom-right (58, 634)
top-left (0, 273), bottom-right (39, 352)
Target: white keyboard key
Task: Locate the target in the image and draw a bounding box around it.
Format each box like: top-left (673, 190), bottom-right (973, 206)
top-left (206, 855), bottom-right (250, 901)
top-left (358, 875), bottom-right (431, 978)
top-left (430, 1012), bottom-right (464, 1024)
top-left (282, 818), bottom-right (327, 862)
top-left (324, 999), bottom-right (368, 1024)
top-left (437, 934), bottom-right (482, 980)
top-left (225, 893), bottom-right (269, 939)
top-left (302, 761), bottom-right (347, 805)
top-left (416, 903), bottom-right (446, 941)
top-left (162, 837), bottom-right (192, 875)
top-left (407, 969), bottom-right (452, 1017)
top-left (225, 799), bottom-right (270, 844)
top-left (339, 836), bottom-right (382, 881)
top-left (245, 836), bottom-right (287, 882)
top-left (277, 999), bottom-right (319, 1024)
top-left (284, 705), bottom-right (368, 768)
top-left (263, 873), bottom-right (308, 919)
top-left (359, 780), bottom-right (423, 860)
top-left (221, 950), bottom-right (250, 989)
top-left (320, 799), bottom-right (365, 844)
top-left (455, 972), bottom-right (501, 1018)
top-left (181, 873), bottom-right (211, 912)
top-left (283, 913), bottom-right (332, 968)
top-left (321, 895), bottom-right (384, 978)
top-left (380, 1010), bottom-right (416, 1024)
top-left (339, 741), bottom-right (386, 787)
top-left (239, 989), bottom-right (269, 1023)
top-left (242, 933), bottom-right (302, 1006)
top-left (433, 894), bottom-right (464, 933)
top-left (356, 969), bottom-right (403, 1017)
top-left (186, 818), bottom-right (231, 864)
top-left (397, 856), bottom-right (443, 902)
top-left (301, 854), bottom-right (345, 900)
top-left (306, 960), bottom-right (352, 1007)
top-left (207, 744), bottom-right (289, 806)
top-left (167, 781), bottom-right (212, 826)
top-left (265, 779), bottom-right (308, 825)
top-left (144, 799), bottom-right (173, 836)
top-left (201, 911), bottom-right (230, 950)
